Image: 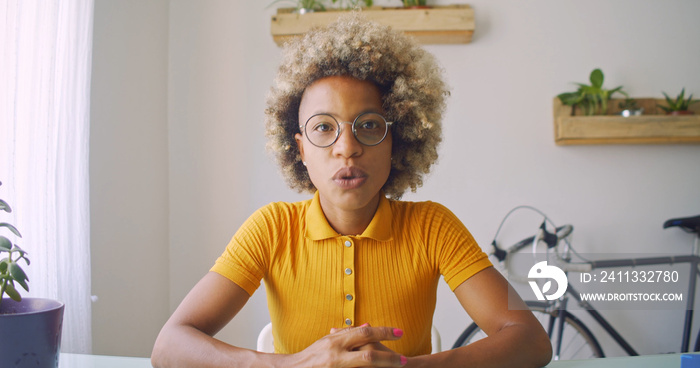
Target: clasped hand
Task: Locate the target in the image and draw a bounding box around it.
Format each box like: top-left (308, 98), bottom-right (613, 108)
top-left (289, 324), bottom-right (408, 368)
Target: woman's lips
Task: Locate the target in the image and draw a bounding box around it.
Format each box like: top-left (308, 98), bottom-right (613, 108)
top-left (332, 167), bottom-right (368, 189)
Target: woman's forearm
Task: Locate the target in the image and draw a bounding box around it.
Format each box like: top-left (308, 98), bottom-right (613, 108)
top-left (151, 323), bottom-right (407, 368)
top-left (406, 323), bottom-right (552, 368)
top-left (151, 323), bottom-right (290, 368)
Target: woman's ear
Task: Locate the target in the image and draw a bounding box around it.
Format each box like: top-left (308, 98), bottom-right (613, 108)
top-left (295, 133), bottom-right (306, 164)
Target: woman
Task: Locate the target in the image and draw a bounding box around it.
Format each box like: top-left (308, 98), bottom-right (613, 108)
top-left (152, 14), bottom-right (552, 368)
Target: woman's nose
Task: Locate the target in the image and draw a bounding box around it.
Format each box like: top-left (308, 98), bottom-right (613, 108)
top-left (332, 122), bottom-right (362, 158)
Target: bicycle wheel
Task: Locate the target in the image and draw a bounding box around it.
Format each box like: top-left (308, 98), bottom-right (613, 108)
top-left (452, 301), bottom-right (604, 360)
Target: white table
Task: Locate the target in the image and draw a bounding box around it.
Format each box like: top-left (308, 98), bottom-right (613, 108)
top-left (60, 353), bottom-right (153, 367)
top-left (60, 352), bottom-right (695, 367)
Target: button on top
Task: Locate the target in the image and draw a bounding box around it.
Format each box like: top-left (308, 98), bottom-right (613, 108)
top-left (346, 294), bottom-right (353, 301)
top-left (345, 268), bottom-right (352, 275)
top-left (344, 240), bottom-right (352, 247)
top-left (345, 318), bottom-right (352, 325)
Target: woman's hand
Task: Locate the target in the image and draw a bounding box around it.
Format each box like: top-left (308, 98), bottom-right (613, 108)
top-left (286, 325), bottom-right (407, 368)
top-left (331, 323), bottom-right (399, 354)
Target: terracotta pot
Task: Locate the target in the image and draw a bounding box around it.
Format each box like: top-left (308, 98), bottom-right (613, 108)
top-left (0, 298), bottom-right (65, 368)
top-left (667, 110), bottom-right (695, 116)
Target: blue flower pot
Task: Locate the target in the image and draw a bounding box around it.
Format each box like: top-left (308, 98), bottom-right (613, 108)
top-left (0, 298), bottom-right (65, 368)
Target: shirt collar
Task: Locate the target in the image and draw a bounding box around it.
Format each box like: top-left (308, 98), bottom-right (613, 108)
top-left (305, 191), bottom-right (393, 242)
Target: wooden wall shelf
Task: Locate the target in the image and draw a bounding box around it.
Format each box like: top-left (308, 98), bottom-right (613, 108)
top-left (270, 5), bottom-right (474, 46)
top-left (553, 97), bottom-right (700, 145)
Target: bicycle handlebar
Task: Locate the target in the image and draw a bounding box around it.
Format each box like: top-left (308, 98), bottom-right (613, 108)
top-left (491, 223), bottom-right (573, 261)
top-left (490, 222), bottom-right (592, 283)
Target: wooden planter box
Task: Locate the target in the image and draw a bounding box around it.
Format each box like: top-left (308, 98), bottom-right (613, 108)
top-left (553, 97), bottom-right (700, 145)
top-left (270, 5), bottom-right (474, 46)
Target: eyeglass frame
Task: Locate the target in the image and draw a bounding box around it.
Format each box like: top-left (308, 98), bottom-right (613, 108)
top-left (299, 112), bottom-right (394, 148)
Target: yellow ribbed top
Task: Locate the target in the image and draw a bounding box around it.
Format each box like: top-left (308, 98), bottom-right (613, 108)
top-left (211, 192), bottom-right (491, 356)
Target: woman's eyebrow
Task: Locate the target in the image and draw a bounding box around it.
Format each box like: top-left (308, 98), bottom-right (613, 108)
top-left (307, 109), bottom-right (384, 119)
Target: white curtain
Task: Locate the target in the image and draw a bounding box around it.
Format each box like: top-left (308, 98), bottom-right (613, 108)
top-left (0, 0), bottom-right (94, 353)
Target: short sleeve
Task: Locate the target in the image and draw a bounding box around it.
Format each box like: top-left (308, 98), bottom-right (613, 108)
top-left (422, 202), bottom-right (492, 291)
top-left (210, 205), bottom-right (278, 296)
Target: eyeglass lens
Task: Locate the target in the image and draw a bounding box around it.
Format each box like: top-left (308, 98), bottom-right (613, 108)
top-left (304, 113), bottom-right (388, 147)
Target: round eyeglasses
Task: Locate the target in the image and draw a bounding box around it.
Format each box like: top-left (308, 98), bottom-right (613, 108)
top-left (300, 112), bottom-right (393, 148)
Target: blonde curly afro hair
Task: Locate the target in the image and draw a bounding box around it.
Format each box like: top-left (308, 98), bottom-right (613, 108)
top-left (265, 13), bottom-right (448, 199)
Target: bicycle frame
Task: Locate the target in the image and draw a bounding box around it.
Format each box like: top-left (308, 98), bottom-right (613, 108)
top-left (494, 212), bottom-right (700, 358)
top-left (549, 253), bottom-right (700, 357)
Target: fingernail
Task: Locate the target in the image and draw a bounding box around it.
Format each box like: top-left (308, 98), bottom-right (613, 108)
top-left (393, 328), bottom-right (404, 337)
top-left (400, 356), bottom-right (408, 365)
top-left (360, 323), bottom-right (369, 327)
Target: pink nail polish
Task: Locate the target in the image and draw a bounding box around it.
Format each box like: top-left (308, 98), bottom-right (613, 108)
top-left (360, 323), bottom-right (369, 327)
top-left (400, 356), bottom-right (408, 365)
top-left (393, 328), bottom-right (404, 337)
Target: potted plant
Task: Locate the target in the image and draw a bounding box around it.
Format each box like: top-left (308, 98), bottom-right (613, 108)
top-left (658, 88), bottom-right (698, 115)
top-left (402, 0), bottom-right (429, 9)
top-left (268, 0), bottom-right (373, 13)
top-left (0, 181), bottom-right (65, 368)
top-left (618, 97), bottom-right (644, 117)
top-left (267, 0), bottom-right (328, 13)
top-left (557, 68), bottom-right (626, 116)
top-left (331, 0), bottom-right (373, 9)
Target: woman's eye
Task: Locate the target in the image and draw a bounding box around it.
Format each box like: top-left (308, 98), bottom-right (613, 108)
top-left (358, 120), bottom-right (379, 130)
top-left (312, 122), bottom-right (335, 133)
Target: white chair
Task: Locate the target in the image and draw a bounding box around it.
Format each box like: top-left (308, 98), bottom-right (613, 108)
top-left (256, 322), bottom-right (442, 354)
top-left (430, 325), bottom-right (442, 353)
top-left (257, 322), bottom-right (275, 353)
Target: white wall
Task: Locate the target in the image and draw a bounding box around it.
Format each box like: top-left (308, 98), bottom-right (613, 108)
top-left (90, 0), bottom-right (170, 357)
top-left (90, 0), bottom-right (700, 358)
top-left (167, 0), bottom-right (280, 351)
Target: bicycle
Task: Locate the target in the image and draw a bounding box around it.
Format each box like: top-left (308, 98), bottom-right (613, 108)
top-left (452, 207), bottom-right (700, 361)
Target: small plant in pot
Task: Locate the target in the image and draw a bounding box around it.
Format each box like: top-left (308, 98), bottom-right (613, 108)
top-left (658, 88), bottom-right (698, 115)
top-left (618, 97), bottom-right (644, 117)
top-left (0, 181), bottom-right (65, 368)
top-left (402, 0), bottom-right (429, 8)
top-left (557, 68), bottom-right (626, 116)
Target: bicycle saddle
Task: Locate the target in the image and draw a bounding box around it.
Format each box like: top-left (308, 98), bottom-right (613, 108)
top-left (663, 215), bottom-right (700, 234)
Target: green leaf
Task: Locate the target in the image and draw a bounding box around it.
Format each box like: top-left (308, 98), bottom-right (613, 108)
top-left (0, 200), bottom-right (11, 213)
top-left (657, 104), bottom-right (671, 113)
top-left (0, 259), bottom-right (7, 273)
top-left (0, 236), bottom-right (11, 251)
top-left (5, 281), bottom-right (22, 302)
top-left (9, 262), bottom-right (29, 291)
top-left (0, 223), bottom-right (21, 237)
top-left (577, 84), bottom-right (598, 95)
top-left (590, 69), bottom-right (604, 89)
top-left (662, 91), bottom-right (673, 104)
top-left (557, 92), bottom-right (582, 106)
top-left (609, 86), bottom-right (624, 95)
top-left (684, 94), bottom-right (698, 110)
